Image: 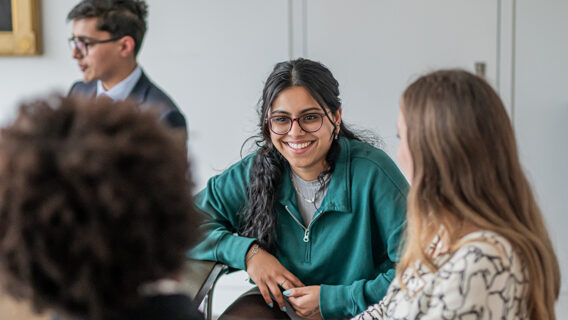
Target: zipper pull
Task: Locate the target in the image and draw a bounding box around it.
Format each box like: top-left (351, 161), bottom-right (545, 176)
top-left (303, 229), bottom-right (310, 242)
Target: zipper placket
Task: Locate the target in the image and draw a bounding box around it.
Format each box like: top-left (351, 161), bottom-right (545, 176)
top-left (284, 205), bottom-right (308, 238)
top-left (284, 205), bottom-right (329, 262)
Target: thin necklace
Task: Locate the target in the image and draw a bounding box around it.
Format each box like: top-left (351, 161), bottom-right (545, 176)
top-left (290, 172), bottom-right (324, 209)
top-left (291, 175), bottom-right (317, 203)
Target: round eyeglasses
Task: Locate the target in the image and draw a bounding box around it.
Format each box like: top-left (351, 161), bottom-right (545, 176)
top-left (267, 113), bottom-right (326, 135)
top-left (68, 36), bottom-right (122, 56)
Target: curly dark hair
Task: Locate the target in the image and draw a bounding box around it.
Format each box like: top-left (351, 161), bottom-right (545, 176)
top-left (67, 0), bottom-right (148, 55)
top-left (0, 97), bottom-right (200, 319)
top-left (239, 58), bottom-right (364, 250)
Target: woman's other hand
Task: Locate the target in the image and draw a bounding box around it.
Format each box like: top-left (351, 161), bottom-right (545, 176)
top-left (284, 285), bottom-right (322, 320)
top-left (245, 246), bottom-right (304, 312)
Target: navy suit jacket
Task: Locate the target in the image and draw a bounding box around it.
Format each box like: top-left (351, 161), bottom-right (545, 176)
top-left (68, 71), bottom-right (187, 131)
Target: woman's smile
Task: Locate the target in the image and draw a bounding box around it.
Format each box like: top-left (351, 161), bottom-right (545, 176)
top-left (284, 140), bottom-right (315, 153)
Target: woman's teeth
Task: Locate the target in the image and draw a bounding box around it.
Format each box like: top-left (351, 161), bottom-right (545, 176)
top-left (288, 142), bottom-right (311, 149)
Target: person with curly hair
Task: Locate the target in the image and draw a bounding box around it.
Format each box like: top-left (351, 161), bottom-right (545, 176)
top-left (0, 97), bottom-right (203, 320)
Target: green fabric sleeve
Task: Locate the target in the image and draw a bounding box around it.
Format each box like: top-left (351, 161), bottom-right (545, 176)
top-left (320, 149), bottom-right (408, 319)
top-left (319, 267), bottom-right (396, 319)
top-left (319, 222), bottom-right (404, 318)
top-left (188, 154), bottom-right (257, 270)
top-left (318, 216), bottom-right (404, 318)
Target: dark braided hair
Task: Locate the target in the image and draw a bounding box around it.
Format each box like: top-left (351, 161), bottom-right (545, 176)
top-left (239, 58), bottom-right (362, 251)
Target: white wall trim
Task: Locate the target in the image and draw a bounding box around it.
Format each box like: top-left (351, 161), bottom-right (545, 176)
top-left (288, 0), bottom-right (307, 59)
top-left (497, 0), bottom-right (516, 119)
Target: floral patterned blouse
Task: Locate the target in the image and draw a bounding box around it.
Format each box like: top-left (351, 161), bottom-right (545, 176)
top-left (352, 231), bottom-right (528, 320)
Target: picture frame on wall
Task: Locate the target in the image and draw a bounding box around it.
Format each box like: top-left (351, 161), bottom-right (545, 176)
top-left (0, 0), bottom-right (41, 55)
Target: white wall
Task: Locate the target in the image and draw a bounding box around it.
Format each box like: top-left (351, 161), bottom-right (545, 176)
top-left (515, 0), bottom-right (568, 314)
top-left (305, 0), bottom-right (498, 155)
top-left (0, 0), bottom-right (78, 122)
top-left (143, 1), bottom-right (290, 188)
top-left (0, 0), bottom-right (565, 317)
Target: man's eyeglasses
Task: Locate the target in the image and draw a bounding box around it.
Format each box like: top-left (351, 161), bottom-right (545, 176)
top-left (267, 113), bottom-right (326, 135)
top-left (68, 36), bottom-right (122, 56)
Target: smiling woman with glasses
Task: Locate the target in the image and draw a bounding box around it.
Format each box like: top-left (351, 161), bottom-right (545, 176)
top-left (190, 58), bottom-right (409, 320)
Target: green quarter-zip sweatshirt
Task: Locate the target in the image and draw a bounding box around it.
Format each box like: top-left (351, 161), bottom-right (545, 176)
top-left (189, 137), bottom-right (408, 319)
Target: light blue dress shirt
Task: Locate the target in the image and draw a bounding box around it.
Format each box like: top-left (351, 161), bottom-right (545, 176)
top-left (96, 65), bottom-right (142, 101)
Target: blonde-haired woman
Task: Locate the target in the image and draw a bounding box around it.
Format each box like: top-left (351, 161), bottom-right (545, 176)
top-left (353, 69), bottom-right (560, 320)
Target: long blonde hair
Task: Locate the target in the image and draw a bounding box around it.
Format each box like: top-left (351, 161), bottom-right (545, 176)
top-left (398, 69), bottom-right (560, 319)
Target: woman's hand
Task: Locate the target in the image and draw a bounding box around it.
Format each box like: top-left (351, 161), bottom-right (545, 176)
top-left (246, 246), bottom-right (304, 312)
top-left (284, 285), bottom-right (322, 319)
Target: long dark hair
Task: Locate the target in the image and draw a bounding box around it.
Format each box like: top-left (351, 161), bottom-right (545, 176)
top-left (239, 58), bottom-right (361, 250)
